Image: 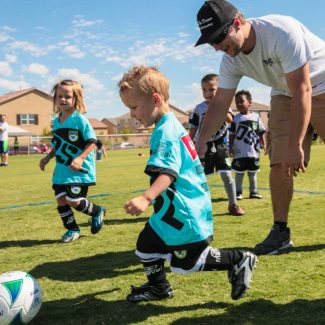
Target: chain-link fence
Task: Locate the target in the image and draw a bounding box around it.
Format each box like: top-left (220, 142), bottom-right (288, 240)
top-left (8, 133), bottom-right (152, 155)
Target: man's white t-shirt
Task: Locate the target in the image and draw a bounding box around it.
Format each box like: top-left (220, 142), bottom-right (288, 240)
top-left (0, 122), bottom-right (8, 141)
top-left (219, 15), bottom-right (325, 97)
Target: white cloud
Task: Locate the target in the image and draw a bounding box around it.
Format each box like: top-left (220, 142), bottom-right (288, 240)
top-left (63, 45), bottom-right (85, 58)
top-left (0, 78), bottom-right (30, 92)
top-left (72, 17), bottom-right (103, 28)
top-left (55, 68), bottom-right (104, 93)
top-left (1, 25), bottom-right (16, 32)
top-left (10, 41), bottom-right (48, 56)
top-left (0, 62), bottom-right (12, 77)
top-left (25, 63), bottom-right (49, 77)
top-left (5, 54), bottom-right (16, 63)
top-left (0, 32), bottom-right (11, 43)
top-left (111, 73), bottom-right (123, 81)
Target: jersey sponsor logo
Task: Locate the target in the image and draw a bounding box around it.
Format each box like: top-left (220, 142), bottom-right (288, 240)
top-left (173, 250), bottom-right (187, 259)
top-left (181, 134), bottom-right (197, 160)
top-left (68, 130), bottom-right (79, 142)
top-left (71, 186), bottom-right (82, 195)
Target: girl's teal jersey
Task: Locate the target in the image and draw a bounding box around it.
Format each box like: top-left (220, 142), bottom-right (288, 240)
top-left (146, 112), bottom-right (213, 248)
top-left (51, 111), bottom-right (97, 185)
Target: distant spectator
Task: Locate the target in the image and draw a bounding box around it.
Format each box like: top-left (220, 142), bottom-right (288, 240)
top-left (0, 114), bottom-right (9, 166)
top-left (96, 139), bottom-right (107, 161)
top-left (14, 136), bottom-right (19, 155)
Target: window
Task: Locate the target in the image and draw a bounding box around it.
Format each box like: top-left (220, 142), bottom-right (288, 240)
top-left (16, 114), bottom-right (38, 125)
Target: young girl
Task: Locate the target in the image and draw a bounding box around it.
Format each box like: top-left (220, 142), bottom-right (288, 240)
top-left (39, 80), bottom-right (105, 243)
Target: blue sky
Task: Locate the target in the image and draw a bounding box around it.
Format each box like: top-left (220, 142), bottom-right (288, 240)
top-left (0, 0), bottom-right (325, 119)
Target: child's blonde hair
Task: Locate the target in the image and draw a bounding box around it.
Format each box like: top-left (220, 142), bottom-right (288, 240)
top-left (51, 80), bottom-right (86, 114)
top-left (118, 65), bottom-right (169, 101)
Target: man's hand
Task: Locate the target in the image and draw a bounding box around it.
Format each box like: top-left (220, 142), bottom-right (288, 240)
top-left (285, 145), bottom-right (305, 177)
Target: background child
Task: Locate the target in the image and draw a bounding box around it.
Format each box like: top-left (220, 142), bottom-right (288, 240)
top-left (0, 114), bottom-right (9, 166)
top-left (95, 139), bottom-right (107, 161)
top-left (14, 136), bottom-right (19, 155)
top-left (229, 90), bottom-right (266, 200)
top-left (189, 74), bottom-right (244, 216)
top-left (39, 79), bottom-right (105, 243)
top-left (118, 66), bottom-right (257, 303)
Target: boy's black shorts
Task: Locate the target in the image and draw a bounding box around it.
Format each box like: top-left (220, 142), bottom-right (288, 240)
top-left (52, 184), bottom-right (89, 201)
top-left (231, 157), bottom-right (260, 173)
top-left (202, 139), bottom-right (232, 175)
top-left (136, 222), bottom-right (212, 271)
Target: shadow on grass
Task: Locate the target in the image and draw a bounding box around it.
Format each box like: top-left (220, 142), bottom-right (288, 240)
top-left (289, 244), bottom-right (325, 253)
top-left (0, 239), bottom-right (58, 249)
top-left (32, 293), bottom-right (325, 325)
top-left (29, 250), bottom-right (141, 282)
top-left (171, 298), bottom-right (325, 325)
top-left (211, 197), bottom-right (228, 203)
top-left (78, 216), bottom-right (149, 228)
top-left (33, 291), bottom-right (228, 325)
top-left (226, 244), bottom-right (325, 255)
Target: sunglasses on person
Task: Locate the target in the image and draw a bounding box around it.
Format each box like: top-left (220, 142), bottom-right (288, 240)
top-left (208, 19), bottom-right (234, 46)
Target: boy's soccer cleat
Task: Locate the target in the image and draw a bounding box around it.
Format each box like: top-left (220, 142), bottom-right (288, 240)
top-left (253, 224), bottom-right (294, 255)
top-left (228, 251), bottom-right (257, 300)
top-left (249, 191), bottom-right (262, 199)
top-left (236, 192), bottom-right (243, 200)
top-left (228, 203), bottom-right (245, 216)
top-left (90, 208), bottom-right (105, 234)
top-left (126, 282), bottom-right (173, 303)
top-left (60, 229), bottom-right (80, 243)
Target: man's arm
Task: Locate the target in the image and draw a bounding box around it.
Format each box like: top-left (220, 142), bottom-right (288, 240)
top-left (285, 63), bottom-right (312, 176)
top-left (188, 128), bottom-right (198, 141)
top-left (195, 87), bottom-right (236, 157)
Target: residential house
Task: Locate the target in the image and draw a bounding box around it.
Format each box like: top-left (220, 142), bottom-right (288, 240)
top-left (88, 118), bottom-right (110, 135)
top-left (101, 118), bottom-right (118, 134)
top-left (109, 103), bottom-right (189, 134)
top-left (0, 88), bottom-right (54, 136)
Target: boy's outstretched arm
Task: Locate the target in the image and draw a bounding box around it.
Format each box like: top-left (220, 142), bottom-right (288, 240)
top-left (124, 173), bottom-right (174, 216)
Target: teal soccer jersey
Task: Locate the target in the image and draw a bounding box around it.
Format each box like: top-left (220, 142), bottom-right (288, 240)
top-left (51, 111), bottom-right (97, 185)
top-left (146, 112), bottom-right (213, 247)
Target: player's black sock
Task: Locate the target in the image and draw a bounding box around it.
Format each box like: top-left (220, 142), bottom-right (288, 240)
top-left (75, 198), bottom-right (101, 216)
top-left (141, 258), bottom-right (167, 285)
top-left (274, 221), bottom-right (288, 231)
top-left (203, 247), bottom-right (243, 271)
top-left (57, 205), bottom-right (79, 230)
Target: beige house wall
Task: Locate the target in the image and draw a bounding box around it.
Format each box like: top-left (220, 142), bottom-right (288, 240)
top-left (0, 91), bottom-right (53, 135)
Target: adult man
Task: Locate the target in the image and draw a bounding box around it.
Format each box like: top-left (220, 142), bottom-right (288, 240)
top-left (194, 0), bottom-right (325, 255)
top-left (0, 114), bottom-right (9, 166)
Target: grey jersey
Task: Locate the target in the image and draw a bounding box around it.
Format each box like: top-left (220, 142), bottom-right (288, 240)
top-left (189, 101), bottom-right (231, 143)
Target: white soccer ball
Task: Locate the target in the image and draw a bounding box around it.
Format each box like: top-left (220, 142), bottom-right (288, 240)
top-left (0, 271), bottom-right (42, 325)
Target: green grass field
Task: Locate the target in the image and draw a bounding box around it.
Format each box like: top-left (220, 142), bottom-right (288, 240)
top-left (0, 146), bottom-right (325, 325)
